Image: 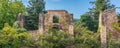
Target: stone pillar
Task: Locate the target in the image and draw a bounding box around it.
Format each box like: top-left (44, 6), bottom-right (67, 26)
top-left (100, 22), bottom-right (107, 48)
top-left (69, 14), bottom-right (74, 35)
top-left (38, 13), bottom-right (44, 34)
top-left (16, 13), bottom-right (24, 28)
top-left (99, 8), bottom-right (120, 48)
top-left (99, 11), bottom-right (107, 48)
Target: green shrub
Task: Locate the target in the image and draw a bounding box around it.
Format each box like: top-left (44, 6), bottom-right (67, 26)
top-left (74, 21), bottom-right (100, 48)
top-left (12, 22), bottom-right (27, 33)
top-left (0, 23), bottom-right (34, 48)
top-left (112, 23), bottom-right (120, 32)
top-left (16, 28), bottom-right (27, 33)
top-left (35, 29), bottom-right (74, 48)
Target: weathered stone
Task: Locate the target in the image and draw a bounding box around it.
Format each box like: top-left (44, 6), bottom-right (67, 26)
top-left (68, 14), bottom-right (74, 35)
top-left (99, 11), bottom-right (107, 48)
top-left (38, 10), bottom-right (74, 35)
top-left (16, 13), bottom-right (24, 28)
top-left (38, 12), bottom-right (44, 34)
top-left (99, 8), bottom-right (120, 48)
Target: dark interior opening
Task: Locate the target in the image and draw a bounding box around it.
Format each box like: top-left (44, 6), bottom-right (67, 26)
top-left (53, 16), bottom-right (59, 23)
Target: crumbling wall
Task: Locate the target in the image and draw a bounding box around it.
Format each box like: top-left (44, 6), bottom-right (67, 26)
top-left (41, 10), bottom-right (74, 35)
top-left (38, 13), bottom-right (44, 34)
top-left (68, 14), bottom-right (74, 35)
top-left (16, 13), bottom-right (24, 28)
top-left (99, 8), bottom-right (120, 48)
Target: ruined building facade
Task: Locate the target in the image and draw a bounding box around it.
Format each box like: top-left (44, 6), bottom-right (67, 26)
top-left (39, 10), bottom-right (74, 35)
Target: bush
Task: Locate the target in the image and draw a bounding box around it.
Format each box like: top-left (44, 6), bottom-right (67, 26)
top-left (16, 28), bottom-right (27, 33)
top-left (108, 32), bottom-right (120, 48)
top-left (112, 23), bottom-right (120, 32)
top-left (0, 23), bottom-right (34, 48)
top-left (74, 21), bottom-right (100, 48)
top-left (1, 23), bottom-right (120, 48)
top-left (12, 22), bottom-right (27, 33)
top-left (34, 28), bottom-right (74, 48)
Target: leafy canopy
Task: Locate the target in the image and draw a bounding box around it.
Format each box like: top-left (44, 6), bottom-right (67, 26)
top-left (0, 0), bottom-right (25, 29)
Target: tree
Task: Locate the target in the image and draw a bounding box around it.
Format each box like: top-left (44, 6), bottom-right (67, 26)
top-left (25, 0), bottom-right (45, 30)
top-left (80, 13), bottom-right (98, 32)
top-left (79, 0), bottom-right (115, 32)
top-left (0, 23), bottom-right (34, 48)
top-left (95, 0), bottom-right (115, 12)
top-left (74, 21), bottom-right (100, 48)
top-left (0, 0), bottom-right (25, 29)
top-left (34, 29), bottom-right (74, 48)
top-left (95, 0), bottom-right (115, 48)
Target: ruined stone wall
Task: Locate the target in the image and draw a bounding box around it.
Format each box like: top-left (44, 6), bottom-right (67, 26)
top-left (99, 8), bottom-right (120, 48)
top-left (38, 13), bottom-right (44, 34)
top-left (16, 13), bottom-right (24, 28)
top-left (43, 10), bottom-right (74, 34)
top-left (104, 9), bottom-right (120, 38)
top-left (100, 9), bottom-right (120, 39)
top-left (68, 14), bottom-right (74, 35)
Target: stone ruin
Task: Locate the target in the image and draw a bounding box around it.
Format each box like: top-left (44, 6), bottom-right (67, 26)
top-left (16, 13), bottom-right (24, 28)
top-left (99, 8), bottom-right (120, 48)
top-left (39, 10), bottom-right (74, 35)
top-left (15, 10), bottom-right (74, 35)
top-left (15, 9), bottom-right (120, 48)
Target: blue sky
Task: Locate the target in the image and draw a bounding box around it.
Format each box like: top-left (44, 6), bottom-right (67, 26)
top-left (22, 0), bottom-right (120, 19)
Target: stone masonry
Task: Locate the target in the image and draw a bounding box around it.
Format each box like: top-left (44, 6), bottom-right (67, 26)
top-left (99, 8), bottom-right (120, 48)
top-left (16, 13), bottom-right (24, 28)
top-left (39, 10), bottom-right (74, 35)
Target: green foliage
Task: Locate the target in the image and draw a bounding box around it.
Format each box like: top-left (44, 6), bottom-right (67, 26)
top-left (12, 22), bottom-right (27, 33)
top-left (74, 21), bottom-right (100, 48)
top-left (25, 0), bottom-right (45, 30)
top-left (112, 23), bottom-right (120, 32)
top-left (79, 0), bottom-right (115, 33)
top-left (16, 28), bottom-right (27, 33)
top-left (95, 0), bottom-right (115, 12)
top-left (34, 29), bottom-right (74, 48)
top-left (97, 27), bottom-right (101, 32)
top-left (108, 32), bottom-right (120, 48)
top-left (80, 13), bottom-right (98, 32)
top-left (0, 23), bottom-right (34, 48)
top-left (108, 39), bottom-right (120, 48)
top-left (0, 0), bottom-right (119, 48)
top-left (53, 16), bottom-right (59, 23)
top-left (95, 0), bottom-right (106, 11)
top-left (0, 23), bottom-right (120, 48)
top-left (0, 0), bottom-right (25, 29)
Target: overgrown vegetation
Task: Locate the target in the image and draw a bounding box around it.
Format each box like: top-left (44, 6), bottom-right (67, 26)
top-left (112, 23), bottom-right (120, 32)
top-left (25, 0), bottom-right (45, 30)
top-left (0, 0), bottom-right (120, 48)
top-left (0, 22), bottom-right (120, 48)
top-left (0, 0), bottom-right (25, 29)
top-left (0, 23), bottom-right (34, 48)
top-left (80, 13), bottom-right (98, 32)
top-left (74, 21), bottom-right (100, 48)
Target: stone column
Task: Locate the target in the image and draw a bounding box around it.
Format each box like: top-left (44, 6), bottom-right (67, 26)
top-left (99, 9), bottom-right (119, 48)
top-left (99, 11), bottom-right (107, 48)
top-left (100, 24), bottom-right (107, 48)
top-left (16, 13), bottom-right (24, 28)
top-left (38, 13), bottom-right (44, 34)
top-left (69, 14), bottom-right (74, 35)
